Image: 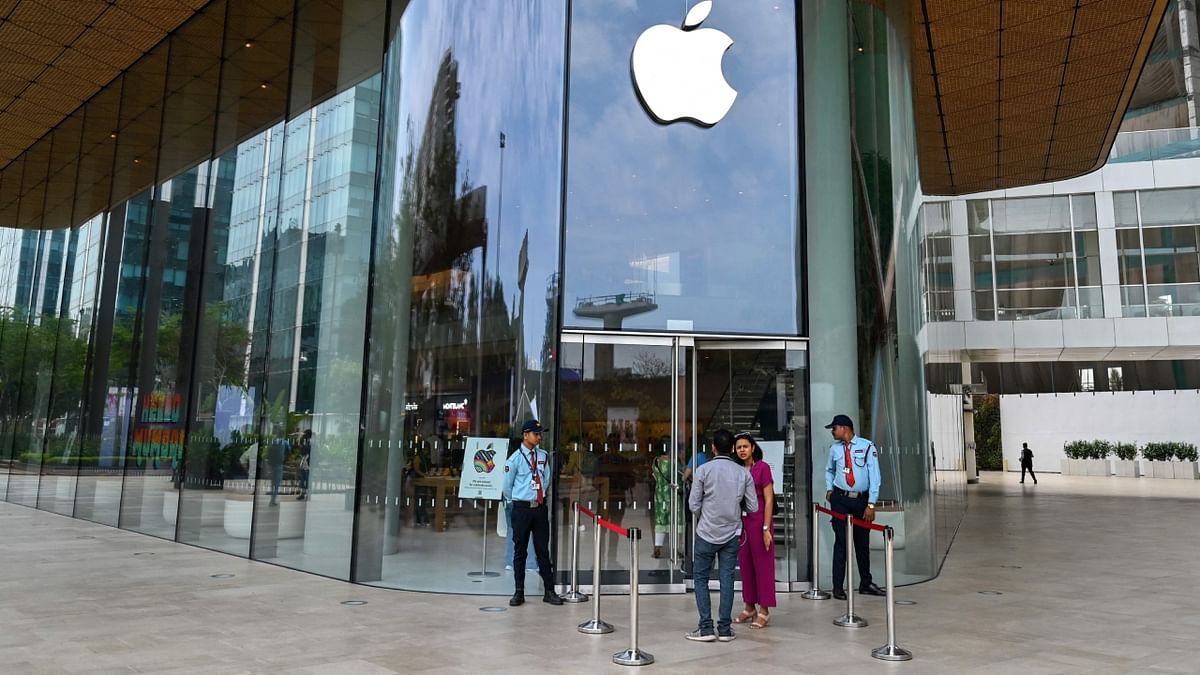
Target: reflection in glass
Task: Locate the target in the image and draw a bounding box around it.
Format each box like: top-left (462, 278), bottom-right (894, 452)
top-left (563, 1), bottom-right (800, 334)
top-left (354, 0), bottom-right (567, 593)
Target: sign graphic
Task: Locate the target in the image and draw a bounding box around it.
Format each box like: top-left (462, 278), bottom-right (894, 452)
top-left (458, 437), bottom-right (509, 500)
top-left (631, 1), bottom-right (737, 126)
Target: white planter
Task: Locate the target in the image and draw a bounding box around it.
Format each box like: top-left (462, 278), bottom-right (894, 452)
top-left (163, 488), bottom-right (179, 525)
top-left (869, 510), bottom-right (905, 551)
top-left (224, 496), bottom-right (305, 539)
top-left (1173, 461), bottom-right (1199, 479)
top-left (1061, 458), bottom-right (1110, 476)
top-left (1146, 461), bottom-right (1175, 479)
top-left (1112, 460), bottom-right (1140, 477)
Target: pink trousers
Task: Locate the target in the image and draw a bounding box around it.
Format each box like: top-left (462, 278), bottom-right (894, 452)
top-left (739, 515), bottom-right (776, 607)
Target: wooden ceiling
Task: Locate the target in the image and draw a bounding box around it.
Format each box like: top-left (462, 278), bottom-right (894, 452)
top-left (915, 0), bottom-right (1170, 196)
top-left (0, 0), bottom-right (209, 170)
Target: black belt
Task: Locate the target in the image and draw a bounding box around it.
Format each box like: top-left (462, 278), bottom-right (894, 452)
top-left (832, 487), bottom-right (866, 499)
top-left (512, 500), bottom-right (545, 508)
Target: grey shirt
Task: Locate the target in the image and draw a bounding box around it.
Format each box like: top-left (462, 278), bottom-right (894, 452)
top-left (689, 455), bottom-right (758, 545)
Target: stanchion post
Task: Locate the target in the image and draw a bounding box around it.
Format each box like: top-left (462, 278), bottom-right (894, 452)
top-left (801, 502), bottom-right (831, 600)
top-left (613, 527), bottom-right (654, 666)
top-left (578, 514), bottom-right (613, 634)
top-left (872, 527), bottom-right (913, 661)
top-left (562, 503), bottom-right (588, 603)
top-left (833, 514), bottom-right (867, 628)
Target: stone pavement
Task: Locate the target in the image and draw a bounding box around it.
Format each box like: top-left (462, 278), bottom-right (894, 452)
top-left (0, 472), bottom-right (1196, 674)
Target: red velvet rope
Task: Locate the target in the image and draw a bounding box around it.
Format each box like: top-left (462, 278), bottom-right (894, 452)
top-left (596, 517), bottom-right (630, 538)
top-left (575, 503), bottom-right (596, 520)
top-left (814, 503), bottom-right (888, 532)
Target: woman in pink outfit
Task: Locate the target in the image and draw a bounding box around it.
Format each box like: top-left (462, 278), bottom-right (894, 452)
top-left (732, 432), bottom-right (775, 628)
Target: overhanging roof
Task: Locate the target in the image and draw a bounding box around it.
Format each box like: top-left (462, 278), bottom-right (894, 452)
top-left (0, 0), bottom-right (208, 170)
top-left (914, 0), bottom-right (1170, 196)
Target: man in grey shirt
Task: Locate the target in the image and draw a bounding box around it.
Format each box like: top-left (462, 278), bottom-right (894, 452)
top-left (686, 428), bottom-right (758, 642)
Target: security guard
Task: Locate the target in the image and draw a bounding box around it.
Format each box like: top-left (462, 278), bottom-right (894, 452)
top-left (503, 419), bottom-right (563, 607)
top-left (823, 414), bottom-right (885, 598)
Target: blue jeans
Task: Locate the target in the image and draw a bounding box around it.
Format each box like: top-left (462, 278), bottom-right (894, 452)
top-left (693, 535), bottom-right (740, 634)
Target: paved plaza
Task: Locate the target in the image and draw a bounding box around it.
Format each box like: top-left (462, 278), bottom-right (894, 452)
top-left (0, 472), bottom-right (1197, 674)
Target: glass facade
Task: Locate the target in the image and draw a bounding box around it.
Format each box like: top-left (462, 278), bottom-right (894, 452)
top-left (1114, 188), bottom-right (1200, 317)
top-left (966, 195), bottom-right (1103, 321)
top-left (0, 0), bottom-right (967, 594)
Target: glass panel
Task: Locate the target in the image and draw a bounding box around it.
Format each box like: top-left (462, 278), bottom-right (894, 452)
top-left (990, 196), bottom-right (1071, 233)
top-left (1142, 225), bottom-right (1200, 285)
top-left (249, 25), bottom-right (384, 578)
top-left (1120, 285), bottom-right (1148, 317)
top-left (354, 0), bottom-right (567, 592)
top-left (1116, 229), bottom-right (1145, 285)
top-left (695, 345), bottom-right (808, 587)
top-left (558, 338), bottom-right (681, 588)
top-left (1113, 191), bottom-right (1139, 227)
top-left (1146, 283), bottom-right (1200, 317)
top-left (974, 290), bottom-right (995, 320)
top-left (179, 0), bottom-right (296, 558)
top-left (996, 288), bottom-right (1076, 320)
top-left (1074, 230), bottom-right (1102, 287)
top-left (1071, 194), bottom-right (1097, 229)
top-left (969, 235), bottom-right (993, 291)
top-left (967, 200), bottom-right (991, 233)
top-left (1077, 287), bottom-right (1104, 319)
top-left (563, 1), bottom-right (800, 334)
top-left (1136, 187), bottom-right (1200, 227)
top-left (993, 233), bottom-right (1075, 290)
top-left (922, 202), bottom-right (952, 235)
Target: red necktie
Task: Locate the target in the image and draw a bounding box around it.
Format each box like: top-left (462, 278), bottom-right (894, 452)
top-left (843, 441), bottom-right (856, 487)
top-left (529, 450), bottom-right (544, 505)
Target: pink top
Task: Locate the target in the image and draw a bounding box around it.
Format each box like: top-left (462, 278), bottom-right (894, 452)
top-left (744, 461), bottom-right (772, 522)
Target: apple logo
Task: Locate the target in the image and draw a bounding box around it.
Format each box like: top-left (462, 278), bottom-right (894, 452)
top-left (631, 1), bottom-right (737, 127)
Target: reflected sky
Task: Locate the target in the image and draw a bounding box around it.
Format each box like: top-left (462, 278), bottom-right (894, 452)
top-left (564, 0), bottom-right (800, 334)
top-left (393, 1), bottom-right (567, 370)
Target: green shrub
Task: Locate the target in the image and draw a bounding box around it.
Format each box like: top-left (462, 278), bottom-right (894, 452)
top-left (1113, 443), bottom-right (1138, 461)
top-left (1063, 439), bottom-right (1112, 460)
top-left (1139, 442), bottom-right (1198, 462)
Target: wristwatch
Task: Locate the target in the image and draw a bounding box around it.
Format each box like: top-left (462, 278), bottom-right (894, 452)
top-left (762, 525), bottom-right (769, 531)
top-left (867, 503), bottom-right (876, 509)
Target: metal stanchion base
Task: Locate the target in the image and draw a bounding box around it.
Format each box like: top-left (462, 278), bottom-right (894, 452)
top-left (467, 571), bottom-right (500, 578)
top-left (872, 644), bottom-right (913, 661)
top-left (801, 589), bottom-right (832, 600)
top-left (613, 648), bottom-right (655, 666)
top-left (833, 613), bottom-right (868, 628)
top-left (578, 619), bottom-right (614, 634)
top-left (561, 591), bottom-right (589, 603)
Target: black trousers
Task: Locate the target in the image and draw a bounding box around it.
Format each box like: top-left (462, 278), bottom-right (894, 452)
top-left (1021, 464), bottom-right (1037, 482)
top-left (512, 502), bottom-right (554, 592)
top-left (830, 492), bottom-right (874, 590)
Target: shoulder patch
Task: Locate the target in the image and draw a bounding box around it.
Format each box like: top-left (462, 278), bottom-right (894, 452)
top-left (504, 465), bottom-right (510, 472)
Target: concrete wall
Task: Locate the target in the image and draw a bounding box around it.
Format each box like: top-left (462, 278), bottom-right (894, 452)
top-left (998, 391), bottom-right (1200, 471)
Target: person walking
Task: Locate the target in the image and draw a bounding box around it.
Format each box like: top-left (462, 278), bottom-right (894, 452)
top-left (503, 419), bottom-right (563, 607)
top-left (1019, 442), bottom-right (1037, 484)
top-left (686, 428), bottom-right (758, 643)
top-left (732, 433), bottom-right (775, 629)
top-left (824, 414), bottom-right (885, 599)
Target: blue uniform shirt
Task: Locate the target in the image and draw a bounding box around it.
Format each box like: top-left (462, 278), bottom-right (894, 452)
top-left (825, 435), bottom-right (881, 503)
top-left (503, 445), bottom-right (552, 502)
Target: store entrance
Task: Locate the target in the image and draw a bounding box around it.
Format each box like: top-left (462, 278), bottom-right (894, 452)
top-left (556, 333), bottom-right (809, 594)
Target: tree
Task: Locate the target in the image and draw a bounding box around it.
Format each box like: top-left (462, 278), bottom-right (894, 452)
top-left (973, 394), bottom-right (1002, 470)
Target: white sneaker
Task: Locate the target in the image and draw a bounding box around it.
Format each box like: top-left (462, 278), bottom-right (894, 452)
top-left (717, 632), bottom-right (736, 642)
top-left (684, 629), bottom-right (716, 642)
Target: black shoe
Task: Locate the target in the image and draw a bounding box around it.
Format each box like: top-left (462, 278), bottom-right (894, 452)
top-left (543, 592), bottom-right (564, 605)
top-left (858, 582), bottom-right (886, 596)
top-left (832, 589), bottom-right (846, 600)
top-left (509, 592), bottom-right (525, 606)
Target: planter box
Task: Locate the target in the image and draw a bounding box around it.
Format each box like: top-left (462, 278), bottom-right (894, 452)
top-left (1174, 461), bottom-right (1199, 479)
top-left (1112, 460), bottom-right (1141, 477)
top-left (224, 494), bottom-right (305, 539)
top-left (1061, 459), bottom-right (1111, 476)
top-left (1146, 461), bottom-right (1175, 479)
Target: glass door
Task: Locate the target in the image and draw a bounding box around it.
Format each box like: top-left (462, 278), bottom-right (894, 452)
top-left (556, 333), bottom-right (692, 591)
top-left (693, 340), bottom-right (810, 592)
top-left (556, 334), bottom-right (810, 594)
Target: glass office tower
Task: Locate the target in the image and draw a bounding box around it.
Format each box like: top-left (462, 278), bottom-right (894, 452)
top-left (0, 0), bottom-right (965, 594)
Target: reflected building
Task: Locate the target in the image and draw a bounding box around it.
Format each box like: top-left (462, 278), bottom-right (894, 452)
top-left (0, 0), bottom-right (1179, 597)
